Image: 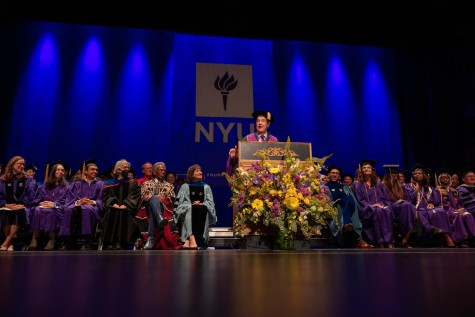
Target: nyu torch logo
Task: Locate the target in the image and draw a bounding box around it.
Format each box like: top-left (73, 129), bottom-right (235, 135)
top-left (214, 72), bottom-right (238, 111)
top-left (196, 62), bottom-right (253, 118)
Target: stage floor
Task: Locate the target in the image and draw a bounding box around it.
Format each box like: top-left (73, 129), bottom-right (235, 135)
top-left (1, 248), bottom-right (473, 317)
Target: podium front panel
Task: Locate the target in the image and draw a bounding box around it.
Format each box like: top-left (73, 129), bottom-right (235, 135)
top-left (238, 141), bottom-right (312, 169)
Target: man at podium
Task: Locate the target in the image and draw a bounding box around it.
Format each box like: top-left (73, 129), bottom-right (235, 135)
top-left (226, 110), bottom-right (279, 177)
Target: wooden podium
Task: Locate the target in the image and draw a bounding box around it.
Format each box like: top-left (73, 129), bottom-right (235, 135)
top-left (237, 140), bottom-right (312, 169)
top-left (233, 141), bottom-right (312, 235)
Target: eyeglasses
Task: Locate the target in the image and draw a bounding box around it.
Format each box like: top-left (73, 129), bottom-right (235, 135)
top-left (15, 162), bottom-right (25, 166)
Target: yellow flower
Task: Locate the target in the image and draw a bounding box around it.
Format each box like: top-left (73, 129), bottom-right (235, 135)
top-left (269, 167), bottom-right (280, 174)
top-left (252, 199), bottom-right (264, 211)
top-left (287, 188), bottom-right (297, 197)
top-left (285, 197), bottom-right (300, 210)
top-left (283, 174), bottom-right (291, 183)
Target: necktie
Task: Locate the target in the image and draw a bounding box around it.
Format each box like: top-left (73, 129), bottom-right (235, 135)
top-left (260, 135), bottom-right (265, 142)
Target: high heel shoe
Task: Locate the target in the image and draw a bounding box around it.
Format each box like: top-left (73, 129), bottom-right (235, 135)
top-left (28, 237), bottom-right (38, 251)
top-left (7, 245), bottom-right (14, 251)
top-left (44, 239), bottom-right (56, 251)
top-left (443, 233), bottom-right (455, 247)
top-left (0, 246), bottom-right (7, 251)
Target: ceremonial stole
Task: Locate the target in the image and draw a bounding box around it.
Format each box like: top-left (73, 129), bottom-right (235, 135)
top-left (5, 179), bottom-right (25, 203)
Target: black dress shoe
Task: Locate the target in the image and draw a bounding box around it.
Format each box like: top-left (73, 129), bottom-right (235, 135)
top-left (431, 227), bottom-right (443, 234)
top-left (157, 218), bottom-right (169, 230)
top-left (113, 242), bottom-right (123, 250)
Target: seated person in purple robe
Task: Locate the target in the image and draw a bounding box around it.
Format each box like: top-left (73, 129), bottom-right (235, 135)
top-left (404, 164), bottom-right (455, 247)
top-left (353, 159), bottom-right (395, 248)
top-left (226, 110), bottom-right (279, 177)
top-left (59, 159), bottom-right (104, 250)
top-left (456, 167), bottom-right (475, 217)
top-left (0, 156), bottom-right (37, 251)
top-left (437, 168), bottom-right (475, 247)
top-left (28, 161), bottom-right (70, 251)
top-left (382, 166), bottom-right (418, 247)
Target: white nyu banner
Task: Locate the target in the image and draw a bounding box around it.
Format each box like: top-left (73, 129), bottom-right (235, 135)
top-left (196, 62), bottom-right (253, 118)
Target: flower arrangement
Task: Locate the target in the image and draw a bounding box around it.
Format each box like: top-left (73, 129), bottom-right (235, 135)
top-left (223, 138), bottom-right (337, 247)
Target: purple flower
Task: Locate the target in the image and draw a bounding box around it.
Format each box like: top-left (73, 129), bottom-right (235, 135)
top-left (237, 192), bottom-right (245, 205)
top-left (271, 199), bottom-right (281, 216)
top-left (293, 173), bottom-right (301, 183)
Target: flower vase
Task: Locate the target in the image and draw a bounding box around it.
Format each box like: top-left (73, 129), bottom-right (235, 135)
top-left (273, 228), bottom-right (294, 250)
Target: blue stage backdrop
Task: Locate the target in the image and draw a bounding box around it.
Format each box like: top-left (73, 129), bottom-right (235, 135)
top-left (0, 21), bottom-right (405, 227)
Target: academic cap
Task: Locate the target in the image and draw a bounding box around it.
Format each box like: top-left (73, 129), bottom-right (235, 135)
top-left (395, 168), bottom-right (409, 180)
top-left (78, 158), bottom-right (96, 178)
top-left (44, 160), bottom-right (70, 180)
top-left (359, 159), bottom-right (377, 168)
top-left (78, 158), bottom-right (96, 171)
top-left (383, 164), bottom-right (400, 175)
top-left (24, 164), bottom-right (37, 172)
top-left (411, 163), bottom-right (432, 174)
top-left (252, 110), bottom-right (274, 123)
top-left (327, 165), bottom-right (343, 175)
